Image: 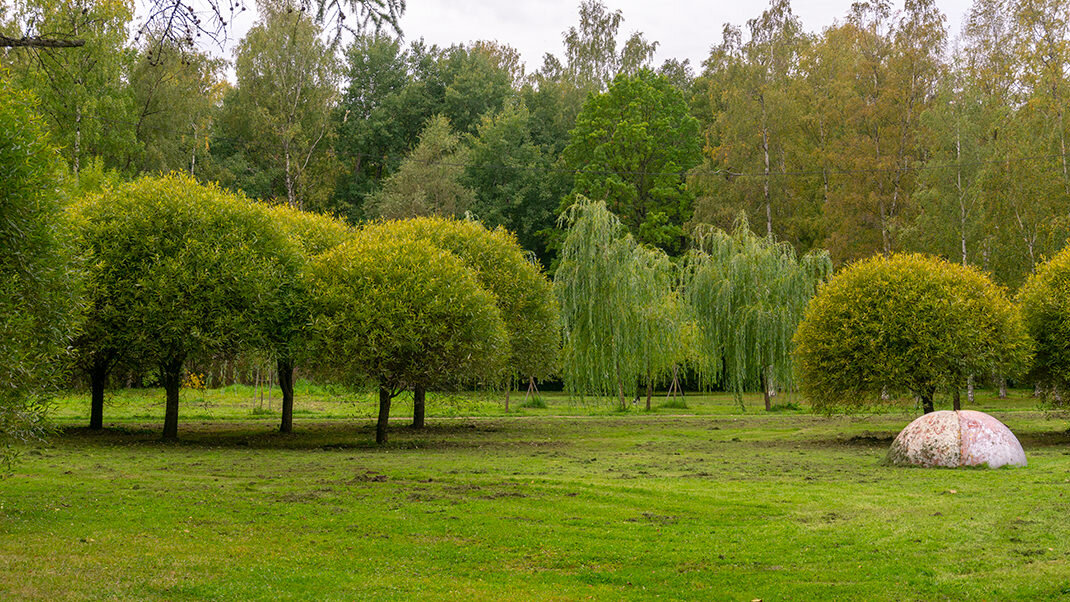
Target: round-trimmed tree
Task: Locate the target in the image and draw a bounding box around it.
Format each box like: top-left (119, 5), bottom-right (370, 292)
top-left (794, 253), bottom-right (1032, 413)
top-left (72, 174), bottom-right (301, 439)
top-left (0, 73), bottom-right (81, 468)
top-left (361, 216), bottom-right (559, 422)
top-left (1019, 247), bottom-right (1070, 400)
top-left (261, 203), bottom-right (352, 433)
top-left (306, 233), bottom-right (508, 443)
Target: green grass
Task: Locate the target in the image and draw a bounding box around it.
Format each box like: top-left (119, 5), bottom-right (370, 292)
top-left (4, 386), bottom-right (1070, 600)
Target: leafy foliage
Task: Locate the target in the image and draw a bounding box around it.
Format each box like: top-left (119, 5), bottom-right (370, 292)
top-left (362, 216), bottom-right (559, 383)
top-left (1018, 247), bottom-right (1070, 398)
top-left (562, 69), bottom-right (701, 254)
top-left (0, 72), bottom-right (81, 469)
top-left (363, 115), bottom-right (474, 219)
top-left (306, 232), bottom-right (508, 394)
top-left (684, 217), bottom-right (831, 407)
top-left (555, 198), bottom-right (687, 405)
top-left (71, 173), bottom-right (302, 437)
top-left (794, 253), bottom-right (1032, 413)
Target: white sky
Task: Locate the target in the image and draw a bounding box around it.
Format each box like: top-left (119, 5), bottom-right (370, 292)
top-left (210, 0), bottom-right (976, 75)
top-left (393, 0), bottom-right (976, 73)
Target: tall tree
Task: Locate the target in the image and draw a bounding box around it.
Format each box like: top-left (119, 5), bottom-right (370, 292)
top-left (3, 0), bottom-right (137, 176)
top-left (219, 0), bottom-right (341, 209)
top-left (127, 36), bottom-right (225, 175)
top-left (692, 0), bottom-right (814, 246)
top-left (562, 69), bottom-right (701, 254)
top-left (363, 115), bottom-right (474, 219)
top-left (0, 74), bottom-right (81, 467)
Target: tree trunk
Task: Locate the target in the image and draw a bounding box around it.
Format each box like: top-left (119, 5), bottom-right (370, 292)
top-left (277, 357), bottom-right (295, 433)
top-left (921, 387), bottom-right (935, 414)
top-left (376, 385), bottom-right (392, 444)
top-left (761, 370), bottom-right (771, 412)
top-left (967, 375), bottom-right (975, 404)
top-left (89, 356), bottom-right (109, 430)
top-left (412, 385), bottom-right (425, 429)
top-left (999, 377), bottom-right (1007, 399)
top-left (953, 388), bottom-right (961, 411)
top-left (160, 357), bottom-right (184, 441)
top-left (645, 380), bottom-right (652, 411)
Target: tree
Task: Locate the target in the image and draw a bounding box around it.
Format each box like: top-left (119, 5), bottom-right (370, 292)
top-left (793, 253), bottom-right (1031, 414)
top-left (363, 115), bottom-right (474, 219)
top-left (261, 204), bottom-right (352, 433)
top-left (333, 38), bottom-right (517, 221)
top-left (685, 217), bottom-right (831, 410)
top-left (463, 101), bottom-right (562, 267)
top-left (2, 0), bottom-right (403, 52)
top-left (306, 233), bottom-right (508, 443)
top-left (3, 0), bottom-right (138, 176)
top-left (0, 72), bottom-right (81, 469)
top-left (557, 0), bottom-right (657, 91)
top-left (1018, 247), bottom-right (1070, 400)
top-left (555, 198), bottom-right (686, 408)
top-left (692, 0), bottom-right (810, 242)
top-left (72, 173), bottom-right (300, 439)
top-left (362, 217), bottom-right (560, 422)
top-left (562, 69), bottom-right (702, 254)
top-left (127, 36), bottom-right (225, 175)
top-left (219, 0), bottom-right (341, 209)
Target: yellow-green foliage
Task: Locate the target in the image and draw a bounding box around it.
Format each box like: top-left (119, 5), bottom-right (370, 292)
top-left (1019, 247), bottom-right (1070, 395)
top-left (0, 72), bottom-right (81, 464)
top-left (71, 173), bottom-right (302, 370)
top-left (361, 217), bottom-right (559, 382)
top-left (263, 204), bottom-right (353, 257)
top-left (794, 253), bottom-right (1031, 412)
top-left (259, 204), bottom-right (354, 363)
top-left (307, 232), bottom-right (508, 392)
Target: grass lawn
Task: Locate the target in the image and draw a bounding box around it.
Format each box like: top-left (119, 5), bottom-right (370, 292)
top-left (3, 386), bottom-right (1070, 600)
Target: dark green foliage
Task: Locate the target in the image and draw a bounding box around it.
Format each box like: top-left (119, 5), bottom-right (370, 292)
top-left (0, 73), bottom-right (81, 469)
top-left (562, 69), bottom-right (702, 254)
top-left (464, 101), bottom-right (566, 268)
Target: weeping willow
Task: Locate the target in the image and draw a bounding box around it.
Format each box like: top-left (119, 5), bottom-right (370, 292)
top-left (684, 217), bottom-right (831, 410)
top-left (555, 198), bottom-right (687, 407)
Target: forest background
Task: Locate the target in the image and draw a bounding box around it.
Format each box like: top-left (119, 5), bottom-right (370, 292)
top-left (3, 0), bottom-right (1066, 289)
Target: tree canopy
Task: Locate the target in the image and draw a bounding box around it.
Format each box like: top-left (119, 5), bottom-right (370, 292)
top-left (794, 253), bottom-right (1032, 414)
top-left (562, 69), bottom-right (701, 254)
top-left (72, 173), bottom-right (301, 439)
top-left (0, 72), bottom-right (81, 469)
top-left (306, 232), bottom-right (507, 442)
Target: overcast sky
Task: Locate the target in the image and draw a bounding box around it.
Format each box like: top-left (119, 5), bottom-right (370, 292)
top-left (392, 0), bottom-right (977, 73)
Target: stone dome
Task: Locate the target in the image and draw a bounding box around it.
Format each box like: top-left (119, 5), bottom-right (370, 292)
top-left (887, 410), bottom-right (1027, 468)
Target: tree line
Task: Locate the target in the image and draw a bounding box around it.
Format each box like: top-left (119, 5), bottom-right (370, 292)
top-left (8, 0), bottom-right (1070, 287)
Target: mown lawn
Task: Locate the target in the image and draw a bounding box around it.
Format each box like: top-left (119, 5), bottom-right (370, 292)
top-left (3, 387), bottom-right (1070, 600)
